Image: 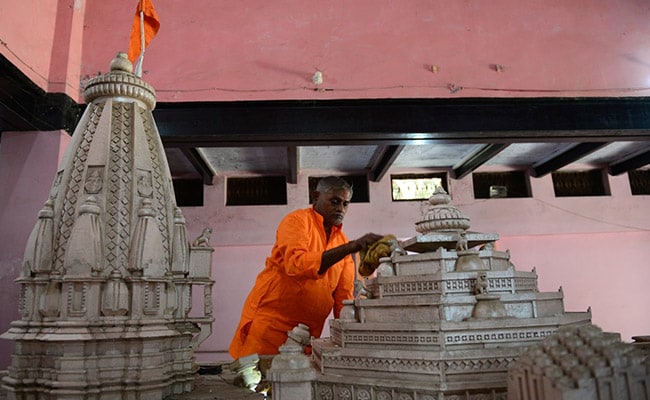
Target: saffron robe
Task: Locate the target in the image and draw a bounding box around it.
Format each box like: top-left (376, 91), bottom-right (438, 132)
top-left (228, 207), bottom-right (355, 358)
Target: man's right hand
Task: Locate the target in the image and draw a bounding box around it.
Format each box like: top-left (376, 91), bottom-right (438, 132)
top-left (320, 233), bottom-right (384, 275)
top-left (351, 233), bottom-right (384, 252)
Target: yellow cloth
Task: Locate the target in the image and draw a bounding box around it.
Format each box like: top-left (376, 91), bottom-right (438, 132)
top-left (358, 234), bottom-right (398, 277)
top-left (229, 207), bottom-right (354, 359)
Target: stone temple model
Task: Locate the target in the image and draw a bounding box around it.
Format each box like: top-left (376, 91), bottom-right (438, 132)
top-left (309, 186), bottom-right (593, 400)
top-left (1, 53), bottom-right (214, 400)
top-left (508, 324), bottom-right (650, 400)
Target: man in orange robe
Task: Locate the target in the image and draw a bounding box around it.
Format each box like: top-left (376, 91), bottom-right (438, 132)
top-left (229, 176), bottom-right (382, 359)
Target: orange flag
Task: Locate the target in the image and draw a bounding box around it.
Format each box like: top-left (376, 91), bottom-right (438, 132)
top-left (127, 0), bottom-right (160, 64)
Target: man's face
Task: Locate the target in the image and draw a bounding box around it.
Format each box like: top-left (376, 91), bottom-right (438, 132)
top-left (313, 188), bottom-right (352, 227)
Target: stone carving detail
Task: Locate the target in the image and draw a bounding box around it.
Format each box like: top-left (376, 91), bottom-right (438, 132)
top-left (445, 329), bottom-right (555, 344)
top-left (415, 186), bottom-right (470, 233)
top-left (474, 272), bottom-right (489, 295)
top-left (22, 199), bottom-right (55, 276)
top-left (63, 196), bottom-right (104, 277)
top-left (383, 280), bottom-right (439, 295)
top-left (193, 227), bottom-right (212, 247)
top-left (140, 108), bottom-right (171, 265)
top-left (106, 102), bottom-right (134, 274)
top-left (337, 386), bottom-right (352, 399)
top-left (136, 168), bottom-right (153, 198)
top-left (39, 280), bottom-right (61, 318)
top-left (171, 207), bottom-right (189, 275)
top-left (446, 279), bottom-right (473, 291)
top-left (514, 277), bottom-right (537, 291)
top-left (53, 102), bottom-right (102, 273)
top-left (319, 386), bottom-right (334, 400)
top-left (18, 286), bottom-right (28, 318)
top-left (344, 333), bottom-right (439, 345)
top-left (456, 231), bottom-right (468, 251)
top-left (67, 282), bottom-right (88, 317)
top-left (356, 389), bottom-right (371, 400)
top-left (84, 166), bottom-right (104, 194)
top-left (164, 277), bottom-right (178, 316)
top-left (49, 170), bottom-right (63, 199)
top-left (322, 355), bottom-right (441, 373)
top-left (144, 281), bottom-right (162, 315)
top-left (311, 383), bottom-right (450, 400)
top-left (101, 271), bottom-right (129, 316)
top-left (128, 198), bottom-right (166, 276)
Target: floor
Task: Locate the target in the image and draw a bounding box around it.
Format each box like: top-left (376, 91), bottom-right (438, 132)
top-left (167, 365), bottom-right (268, 400)
top-left (0, 365), bottom-right (268, 400)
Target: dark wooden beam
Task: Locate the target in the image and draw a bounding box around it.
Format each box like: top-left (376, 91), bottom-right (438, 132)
top-left (0, 54), bottom-right (81, 133)
top-left (608, 148), bottom-right (650, 175)
top-left (452, 144), bottom-right (509, 179)
top-left (287, 146), bottom-right (299, 184)
top-left (180, 148), bottom-right (214, 185)
top-left (531, 142), bottom-right (609, 178)
top-left (153, 98), bottom-right (650, 147)
top-left (367, 145), bottom-right (405, 182)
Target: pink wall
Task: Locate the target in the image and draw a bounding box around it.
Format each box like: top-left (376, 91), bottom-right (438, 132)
top-left (0, 0), bottom-right (58, 91)
top-left (46, 0), bottom-right (86, 97)
top-left (0, 0), bottom-right (85, 100)
top-left (79, 0), bottom-right (650, 102)
top-left (499, 232), bottom-right (650, 343)
top-left (4, 1), bottom-right (650, 101)
top-left (0, 130), bottom-right (71, 368)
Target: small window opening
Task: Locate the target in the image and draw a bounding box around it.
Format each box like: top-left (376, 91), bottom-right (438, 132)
top-left (173, 179), bottom-right (204, 207)
top-left (472, 171), bottom-right (531, 199)
top-left (390, 173), bottom-right (448, 201)
top-left (552, 169), bottom-right (609, 197)
top-left (628, 169), bottom-right (650, 195)
top-left (226, 176), bottom-right (287, 206)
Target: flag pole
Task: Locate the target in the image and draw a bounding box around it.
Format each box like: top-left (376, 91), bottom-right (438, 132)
top-left (135, 0), bottom-right (145, 77)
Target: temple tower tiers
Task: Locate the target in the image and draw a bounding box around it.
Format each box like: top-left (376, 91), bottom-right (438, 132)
top-left (310, 186), bottom-right (593, 400)
top-left (1, 53), bottom-right (214, 400)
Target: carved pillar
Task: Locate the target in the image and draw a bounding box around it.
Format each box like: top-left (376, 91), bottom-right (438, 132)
top-left (267, 343), bottom-right (316, 400)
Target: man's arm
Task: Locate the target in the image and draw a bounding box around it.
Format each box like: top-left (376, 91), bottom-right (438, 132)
top-left (319, 233), bottom-right (383, 275)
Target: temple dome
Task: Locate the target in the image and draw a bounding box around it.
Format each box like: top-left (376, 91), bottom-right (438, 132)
top-left (415, 186), bottom-right (470, 234)
top-left (83, 52), bottom-right (156, 110)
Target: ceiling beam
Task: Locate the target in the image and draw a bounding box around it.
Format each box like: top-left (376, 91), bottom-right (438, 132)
top-left (153, 98), bottom-right (650, 147)
top-left (180, 147), bottom-right (215, 185)
top-left (367, 145), bottom-right (405, 182)
top-left (452, 144), bottom-right (509, 179)
top-left (608, 148), bottom-right (650, 175)
top-left (530, 142), bottom-right (609, 178)
top-left (287, 146), bottom-right (299, 184)
top-left (3, 51), bottom-right (650, 153)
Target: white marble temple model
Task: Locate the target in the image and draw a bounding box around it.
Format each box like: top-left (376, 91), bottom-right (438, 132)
top-left (1, 53), bottom-right (214, 400)
top-left (310, 186), bottom-right (593, 400)
top-left (508, 324), bottom-right (650, 400)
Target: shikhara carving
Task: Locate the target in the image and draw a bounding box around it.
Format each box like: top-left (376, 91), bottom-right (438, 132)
top-left (3, 53), bottom-right (214, 400)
